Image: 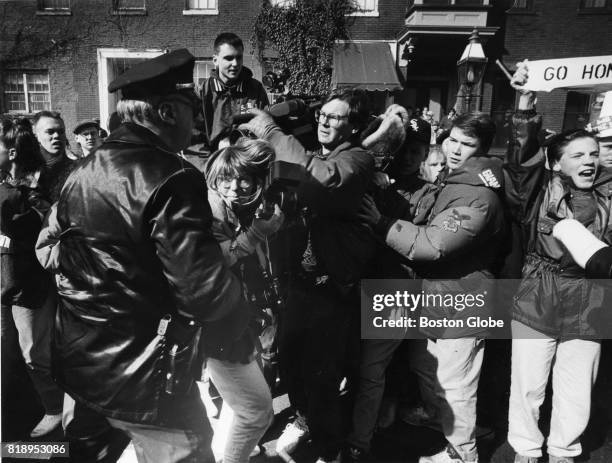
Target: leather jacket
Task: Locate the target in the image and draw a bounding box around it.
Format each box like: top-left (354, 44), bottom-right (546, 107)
top-left (52, 123), bottom-right (247, 423)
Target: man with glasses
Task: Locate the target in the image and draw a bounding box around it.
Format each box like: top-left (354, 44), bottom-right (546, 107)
top-left (45, 49), bottom-right (248, 462)
top-left (241, 88), bottom-right (377, 463)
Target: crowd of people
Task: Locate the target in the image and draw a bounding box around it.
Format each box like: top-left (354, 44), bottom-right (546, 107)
top-left (1, 31), bottom-right (612, 463)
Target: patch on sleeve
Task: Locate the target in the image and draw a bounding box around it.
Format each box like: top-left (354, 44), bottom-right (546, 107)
top-left (478, 169), bottom-right (501, 189)
top-left (442, 209), bottom-right (463, 233)
top-left (0, 234), bottom-right (11, 249)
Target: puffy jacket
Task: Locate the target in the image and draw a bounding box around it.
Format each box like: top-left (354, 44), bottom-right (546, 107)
top-left (505, 110), bottom-right (612, 338)
top-left (382, 156), bottom-right (508, 338)
top-left (201, 67), bottom-right (269, 147)
top-left (52, 123), bottom-right (247, 423)
top-left (265, 129), bottom-right (378, 292)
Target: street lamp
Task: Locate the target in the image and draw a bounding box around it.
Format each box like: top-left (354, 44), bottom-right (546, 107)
top-left (457, 29), bottom-right (488, 113)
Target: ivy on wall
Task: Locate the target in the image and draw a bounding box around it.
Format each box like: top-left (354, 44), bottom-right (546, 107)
top-left (252, 0), bottom-right (357, 96)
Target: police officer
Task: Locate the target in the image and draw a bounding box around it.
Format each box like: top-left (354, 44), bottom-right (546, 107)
top-left (46, 49), bottom-right (250, 462)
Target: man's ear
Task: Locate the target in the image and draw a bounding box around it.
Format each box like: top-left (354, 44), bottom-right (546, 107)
top-left (551, 159), bottom-right (562, 172)
top-left (158, 101), bottom-right (177, 126)
top-left (212, 53), bottom-right (219, 68)
top-left (7, 147), bottom-right (17, 161)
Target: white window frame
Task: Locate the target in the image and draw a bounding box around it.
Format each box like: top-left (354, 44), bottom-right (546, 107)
top-left (347, 0), bottom-right (379, 17)
top-left (96, 48), bottom-right (165, 131)
top-left (193, 60), bottom-right (215, 89)
top-left (37, 0), bottom-right (71, 15)
top-left (3, 70), bottom-right (51, 114)
top-left (112, 0), bottom-right (147, 15)
top-left (183, 0), bottom-right (218, 15)
top-left (268, 0), bottom-right (295, 7)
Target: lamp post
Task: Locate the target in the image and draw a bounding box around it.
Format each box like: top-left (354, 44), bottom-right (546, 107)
top-left (457, 29), bottom-right (488, 114)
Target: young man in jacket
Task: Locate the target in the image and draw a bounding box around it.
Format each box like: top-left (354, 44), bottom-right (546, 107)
top-left (360, 112), bottom-right (507, 463)
top-left (241, 88), bottom-right (377, 463)
top-left (201, 32), bottom-right (269, 149)
top-left (505, 61), bottom-right (612, 463)
top-left (45, 49), bottom-right (250, 463)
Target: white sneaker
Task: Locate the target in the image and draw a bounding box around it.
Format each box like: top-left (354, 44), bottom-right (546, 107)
top-left (30, 413), bottom-right (62, 438)
top-left (275, 412), bottom-right (309, 454)
top-left (419, 444), bottom-right (478, 463)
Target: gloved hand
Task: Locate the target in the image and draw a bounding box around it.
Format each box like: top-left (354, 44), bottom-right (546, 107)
top-left (237, 109), bottom-right (278, 140)
top-left (553, 218), bottom-right (607, 268)
top-left (249, 203), bottom-right (284, 239)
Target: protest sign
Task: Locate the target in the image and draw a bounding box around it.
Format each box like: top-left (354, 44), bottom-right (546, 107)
top-left (523, 55), bottom-right (612, 92)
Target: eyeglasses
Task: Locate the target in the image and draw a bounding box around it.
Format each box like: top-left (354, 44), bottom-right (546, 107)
top-left (218, 176), bottom-right (254, 191)
top-left (315, 110), bottom-right (349, 127)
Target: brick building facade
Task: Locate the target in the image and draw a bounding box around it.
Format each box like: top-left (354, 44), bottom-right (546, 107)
top-left (1, 0), bottom-right (611, 151)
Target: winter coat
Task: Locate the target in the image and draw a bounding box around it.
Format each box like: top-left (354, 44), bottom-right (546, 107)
top-left (265, 129), bottom-right (378, 293)
top-left (201, 66), bottom-right (269, 147)
top-left (505, 110), bottom-right (612, 338)
top-left (50, 122), bottom-right (247, 423)
top-left (383, 156), bottom-right (508, 338)
top-left (0, 176), bottom-right (51, 309)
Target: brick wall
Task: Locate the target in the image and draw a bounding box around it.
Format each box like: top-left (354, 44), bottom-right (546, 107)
top-left (349, 0), bottom-right (407, 40)
top-left (1, 0), bottom-right (261, 134)
top-left (504, 0), bottom-right (612, 132)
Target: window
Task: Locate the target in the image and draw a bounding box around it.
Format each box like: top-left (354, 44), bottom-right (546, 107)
top-left (3, 71), bottom-right (51, 114)
top-left (194, 60), bottom-right (214, 88)
top-left (347, 0), bottom-right (378, 16)
top-left (268, 0), bottom-right (295, 6)
top-left (37, 0), bottom-right (71, 13)
top-left (580, 0), bottom-right (608, 8)
top-left (183, 0), bottom-right (218, 14)
top-left (563, 92), bottom-right (592, 132)
top-left (113, 0), bottom-right (146, 14)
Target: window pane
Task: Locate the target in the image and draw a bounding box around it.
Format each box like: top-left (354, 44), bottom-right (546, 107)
top-left (454, 0), bottom-right (484, 5)
top-left (355, 0), bottom-right (376, 11)
top-left (563, 92), bottom-right (591, 131)
top-left (4, 70), bottom-right (50, 113)
top-left (40, 0), bottom-right (70, 9)
top-left (583, 0), bottom-right (607, 7)
top-left (188, 0), bottom-right (216, 9)
top-left (116, 0), bottom-right (145, 10)
top-left (194, 61), bottom-right (214, 87)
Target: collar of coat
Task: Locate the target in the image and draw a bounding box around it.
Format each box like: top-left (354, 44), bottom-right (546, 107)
top-left (104, 122), bottom-right (175, 154)
top-left (442, 155), bottom-right (504, 191)
top-left (209, 66), bottom-right (254, 94)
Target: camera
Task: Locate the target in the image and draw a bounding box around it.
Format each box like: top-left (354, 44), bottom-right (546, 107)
top-left (257, 160), bottom-right (304, 220)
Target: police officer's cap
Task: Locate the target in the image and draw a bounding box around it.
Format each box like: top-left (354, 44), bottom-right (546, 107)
top-left (108, 49), bottom-right (196, 99)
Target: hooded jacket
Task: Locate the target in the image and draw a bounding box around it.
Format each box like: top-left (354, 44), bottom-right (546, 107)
top-left (505, 110), bottom-right (612, 338)
top-left (382, 155), bottom-right (508, 338)
top-left (201, 66), bottom-right (269, 147)
top-left (50, 123), bottom-right (247, 423)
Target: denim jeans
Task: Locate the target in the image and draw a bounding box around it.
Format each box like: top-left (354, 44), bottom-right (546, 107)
top-left (3, 292), bottom-right (63, 414)
top-left (207, 358), bottom-right (273, 463)
top-left (347, 339), bottom-right (402, 451)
